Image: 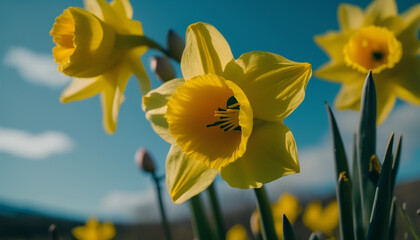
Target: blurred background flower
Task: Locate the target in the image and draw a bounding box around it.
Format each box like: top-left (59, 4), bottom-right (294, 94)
top-left (0, 0), bottom-right (419, 239)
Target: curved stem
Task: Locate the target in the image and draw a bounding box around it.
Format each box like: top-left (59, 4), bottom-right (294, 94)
top-left (152, 172), bottom-right (172, 240)
top-left (207, 182), bottom-right (226, 240)
top-left (189, 195), bottom-right (214, 240)
top-left (116, 34), bottom-right (180, 62)
top-left (254, 186), bottom-right (278, 240)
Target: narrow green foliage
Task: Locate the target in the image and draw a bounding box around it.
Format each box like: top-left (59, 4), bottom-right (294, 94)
top-left (325, 103), bottom-right (350, 179)
top-left (189, 195), bottom-right (214, 240)
top-left (337, 172), bottom-right (355, 240)
top-left (326, 103), bottom-right (355, 240)
top-left (207, 182), bottom-right (226, 240)
top-left (351, 134), bottom-right (364, 240)
top-left (389, 198), bottom-right (397, 240)
top-left (254, 186), bottom-right (278, 240)
top-left (308, 232), bottom-right (320, 240)
top-left (396, 202), bottom-right (420, 240)
top-left (367, 134), bottom-right (394, 240)
top-left (357, 71), bottom-right (377, 232)
top-left (391, 135), bottom-right (402, 195)
top-left (282, 214), bottom-right (296, 240)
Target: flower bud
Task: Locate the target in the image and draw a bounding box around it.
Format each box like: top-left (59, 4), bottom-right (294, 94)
top-left (150, 56), bottom-right (176, 82)
top-left (135, 148), bottom-right (156, 173)
top-left (167, 30), bottom-right (185, 62)
top-left (50, 7), bottom-right (123, 78)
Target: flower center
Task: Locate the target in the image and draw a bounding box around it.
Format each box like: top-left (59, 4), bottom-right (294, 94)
top-left (343, 26), bottom-right (402, 74)
top-left (166, 74), bottom-right (253, 169)
top-left (50, 9), bottom-right (76, 65)
top-left (207, 96), bottom-right (241, 131)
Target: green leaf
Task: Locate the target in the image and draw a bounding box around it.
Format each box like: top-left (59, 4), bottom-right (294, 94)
top-left (357, 71), bottom-right (377, 232)
top-left (351, 134), bottom-right (364, 240)
top-left (389, 198), bottom-right (396, 240)
top-left (282, 214), bottom-right (296, 240)
top-left (308, 232), bottom-right (321, 240)
top-left (189, 194), bottom-right (215, 240)
top-left (325, 103), bottom-right (350, 180)
top-left (367, 134), bottom-right (394, 240)
top-left (396, 201), bottom-right (420, 240)
top-left (391, 135), bottom-right (402, 196)
top-left (337, 172), bottom-right (355, 240)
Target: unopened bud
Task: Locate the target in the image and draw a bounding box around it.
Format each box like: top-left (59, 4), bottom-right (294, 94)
top-left (135, 148), bottom-right (156, 173)
top-left (150, 56), bottom-right (176, 82)
top-left (416, 208), bottom-right (420, 216)
top-left (167, 30), bottom-right (185, 62)
top-left (49, 224), bottom-right (58, 240)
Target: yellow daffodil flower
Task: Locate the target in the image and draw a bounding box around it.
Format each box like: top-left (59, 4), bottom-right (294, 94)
top-left (250, 193), bottom-right (301, 239)
top-left (143, 22), bottom-right (311, 203)
top-left (302, 200), bottom-right (339, 236)
top-left (72, 217), bottom-right (116, 240)
top-left (315, 0), bottom-right (420, 124)
top-left (226, 224), bottom-right (249, 240)
top-left (50, 0), bottom-right (150, 134)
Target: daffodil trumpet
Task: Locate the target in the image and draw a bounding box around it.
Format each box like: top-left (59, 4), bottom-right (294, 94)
top-left (50, 0), bottom-right (181, 134)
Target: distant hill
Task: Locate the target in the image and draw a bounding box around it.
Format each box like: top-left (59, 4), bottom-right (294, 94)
top-left (0, 180), bottom-right (419, 240)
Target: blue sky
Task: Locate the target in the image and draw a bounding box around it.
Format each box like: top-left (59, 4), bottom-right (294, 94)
top-left (0, 0), bottom-right (419, 223)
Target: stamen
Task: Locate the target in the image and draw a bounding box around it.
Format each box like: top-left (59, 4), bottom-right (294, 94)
top-left (207, 96), bottom-right (241, 131)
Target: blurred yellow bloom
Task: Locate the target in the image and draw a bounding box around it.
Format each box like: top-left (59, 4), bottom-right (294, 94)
top-left (50, 0), bottom-right (150, 134)
top-left (303, 200), bottom-right (339, 236)
top-left (250, 193), bottom-right (301, 239)
top-left (226, 224), bottom-right (249, 240)
top-left (143, 22), bottom-right (311, 203)
top-left (72, 217), bottom-right (116, 240)
top-left (315, 0), bottom-right (420, 124)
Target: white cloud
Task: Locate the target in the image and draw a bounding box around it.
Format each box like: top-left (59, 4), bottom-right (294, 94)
top-left (3, 47), bottom-right (70, 88)
top-left (99, 104), bottom-right (420, 223)
top-left (0, 127), bottom-right (74, 160)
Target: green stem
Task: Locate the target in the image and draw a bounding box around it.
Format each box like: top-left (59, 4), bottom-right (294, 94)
top-left (116, 34), bottom-right (180, 62)
top-left (254, 186), bottom-right (278, 240)
top-left (189, 195), bottom-right (214, 240)
top-left (152, 172), bottom-right (172, 240)
top-left (207, 182), bottom-right (226, 240)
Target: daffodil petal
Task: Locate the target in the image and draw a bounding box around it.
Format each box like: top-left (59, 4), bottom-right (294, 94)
top-left (100, 222), bottom-right (116, 238)
top-left (142, 79), bottom-right (185, 144)
top-left (376, 83), bottom-right (396, 125)
top-left (226, 51), bottom-right (311, 122)
top-left (338, 3), bottom-right (364, 30)
top-left (315, 62), bottom-right (365, 84)
top-left (128, 49), bottom-right (150, 94)
top-left (363, 0), bottom-right (398, 26)
top-left (100, 62), bottom-right (132, 134)
top-left (334, 82), bottom-right (364, 110)
top-left (110, 0), bottom-right (133, 19)
top-left (393, 59), bottom-right (420, 104)
top-left (402, 3), bottom-right (420, 24)
top-left (220, 121), bottom-right (299, 189)
top-left (181, 22), bottom-right (234, 80)
top-left (60, 77), bottom-right (102, 103)
top-left (314, 31), bottom-right (353, 62)
top-left (166, 144), bottom-right (219, 204)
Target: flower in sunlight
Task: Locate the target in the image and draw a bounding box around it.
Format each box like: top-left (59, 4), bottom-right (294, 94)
top-left (250, 193), bottom-right (301, 239)
top-left (72, 217), bottom-right (116, 240)
top-left (226, 224), bottom-right (249, 240)
top-left (302, 200), bottom-right (339, 236)
top-left (315, 0), bottom-right (420, 124)
top-left (50, 0), bottom-right (151, 134)
top-left (143, 22), bottom-right (311, 203)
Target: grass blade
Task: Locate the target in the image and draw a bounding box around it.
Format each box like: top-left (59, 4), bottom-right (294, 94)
top-left (337, 172), bottom-right (355, 240)
top-left (357, 71), bottom-right (377, 232)
top-left (367, 134), bottom-right (394, 240)
top-left (283, 214), bottom-right (296, 240)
